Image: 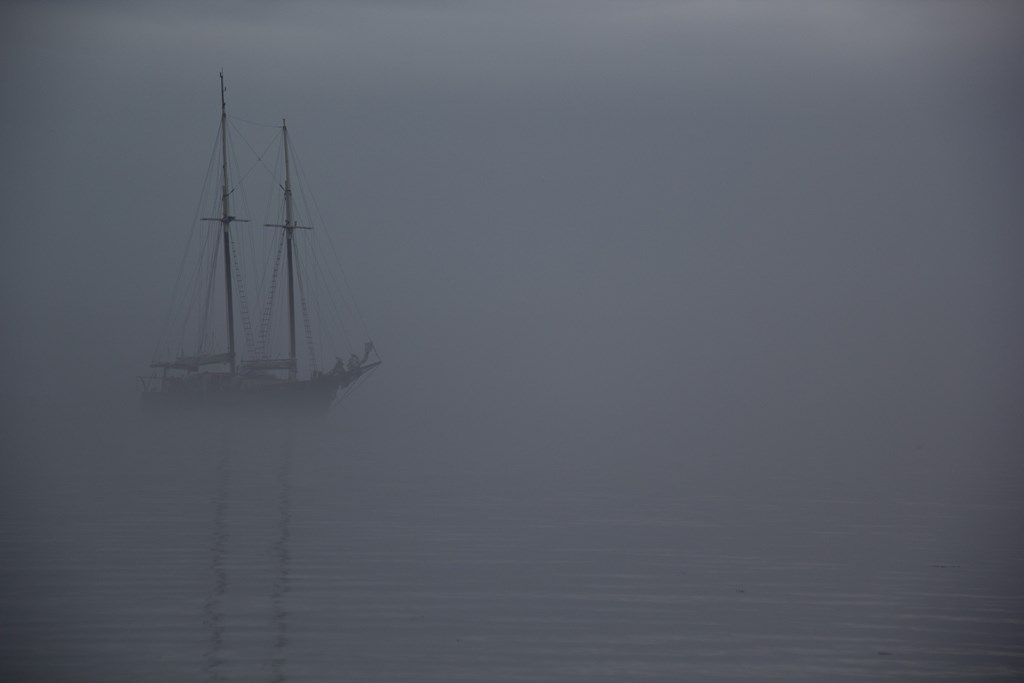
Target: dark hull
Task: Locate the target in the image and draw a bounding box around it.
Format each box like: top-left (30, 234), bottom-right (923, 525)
top-left (140, 369), bottom-right (367, 416)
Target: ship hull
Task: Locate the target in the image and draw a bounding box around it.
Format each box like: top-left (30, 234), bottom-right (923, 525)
top-left (140, 368), bottom-right (371, 415)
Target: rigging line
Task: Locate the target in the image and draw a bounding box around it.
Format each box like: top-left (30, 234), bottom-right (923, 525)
top-left (302, 235), bottom-right (352, 357)
top-left (228, 119), bottom-right (282, 192)
top-left (293, 147), bottom-right (379, 357)
top-left (229, 232), bottom-right (257, 357)
top-left (287, 165), bottom-right (354, 351)
top-left (260, 235), bottom-right (284, 357)
top-left (231, 142), bottom-right (264, 319)
top-left (313, 232), bottom-right (360, 355)
top-left (262, 141), bottom-right (284, 219)
top-left (284, 145), bottom-right (356, 362)
top-left (257, 232), bottom-right (287, 358)
top-left (153, 125), bottom-right (221, 362)
top-left (204, 231), bottom-right (224, 352)
top-left (227, 133), bottom-right (259, 358)
top-left (244, 191), bottom-right (261, 318)
top-left (254, 143), bottom-right (284, 306)
top-left (173, 230), bottom-right (204, 357)
top-left (178, 221), bottom-right (218, 356)
top-left (304, 233), bottom-right (353, 352)
top-left (314, 235), bottom-right (354, 349)
top-left (196, 232), bottom-right (221, 353)
top-left (263, 144), bottom-right (285, 288)
top-left (227, 113), bottom-right (281, 129)
top-left (225, 124), bottom-right (256, 219)
top-left (294, 249), bottom-right (319, 373)
top-left (295, 239), bottom-right (321, 353)
top-left (303, 238), bottom-right (326, 365)
top-left (160, 201), bottom-right (210, 359)
top-left (240, 139), bottom-right (282, 331)
top-left (223, 121), bottom-right (258, 199)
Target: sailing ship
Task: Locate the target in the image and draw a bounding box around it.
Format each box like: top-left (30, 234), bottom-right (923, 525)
top-left (139, 73), bottom-right (380, 412)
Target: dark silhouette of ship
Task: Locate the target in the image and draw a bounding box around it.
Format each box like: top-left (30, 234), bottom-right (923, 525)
top-left (140, 73), bottom-right (379, 413)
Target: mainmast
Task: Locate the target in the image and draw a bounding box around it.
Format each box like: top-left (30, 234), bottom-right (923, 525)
top-left (218, 71), bottom-right (236, 374)
top-left (200, 72), bottom-right (250, 373)
top-left (219, 72), bottom-right (236, 376)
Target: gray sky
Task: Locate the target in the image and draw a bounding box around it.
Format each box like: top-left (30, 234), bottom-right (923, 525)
top-left (2, 1), bottom-right (1022, 498)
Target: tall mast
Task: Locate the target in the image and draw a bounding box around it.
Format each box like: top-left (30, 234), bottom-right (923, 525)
top-left (264, 121), bottom-right (311, 379)
top-left (219, 71), bottom-right (236, 374)
top-left (283, 120), bottom-right (297, 381)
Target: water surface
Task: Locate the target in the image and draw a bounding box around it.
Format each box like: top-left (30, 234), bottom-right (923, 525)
top-left (2, 410), bottom-right (1022, 681)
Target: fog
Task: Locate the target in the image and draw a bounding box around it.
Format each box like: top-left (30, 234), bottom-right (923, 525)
top-left (2, 1), bottom-right (1023, 679)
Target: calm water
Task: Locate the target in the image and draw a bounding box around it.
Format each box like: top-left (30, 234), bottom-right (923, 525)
top-left (2, 410), bottom-right (1022, 681)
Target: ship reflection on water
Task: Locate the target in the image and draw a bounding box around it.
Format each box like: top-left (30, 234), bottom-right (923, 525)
top-left (202, 426), bottom-right (294, 683)
top-left (196, 421), bottom-right (297, 683)
top-left (1, 408), bottom-right (1023, 681)
top-left (202, 432), bottom-right (230, 681)
top-left (270, 429), bottom-right (294, 683)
